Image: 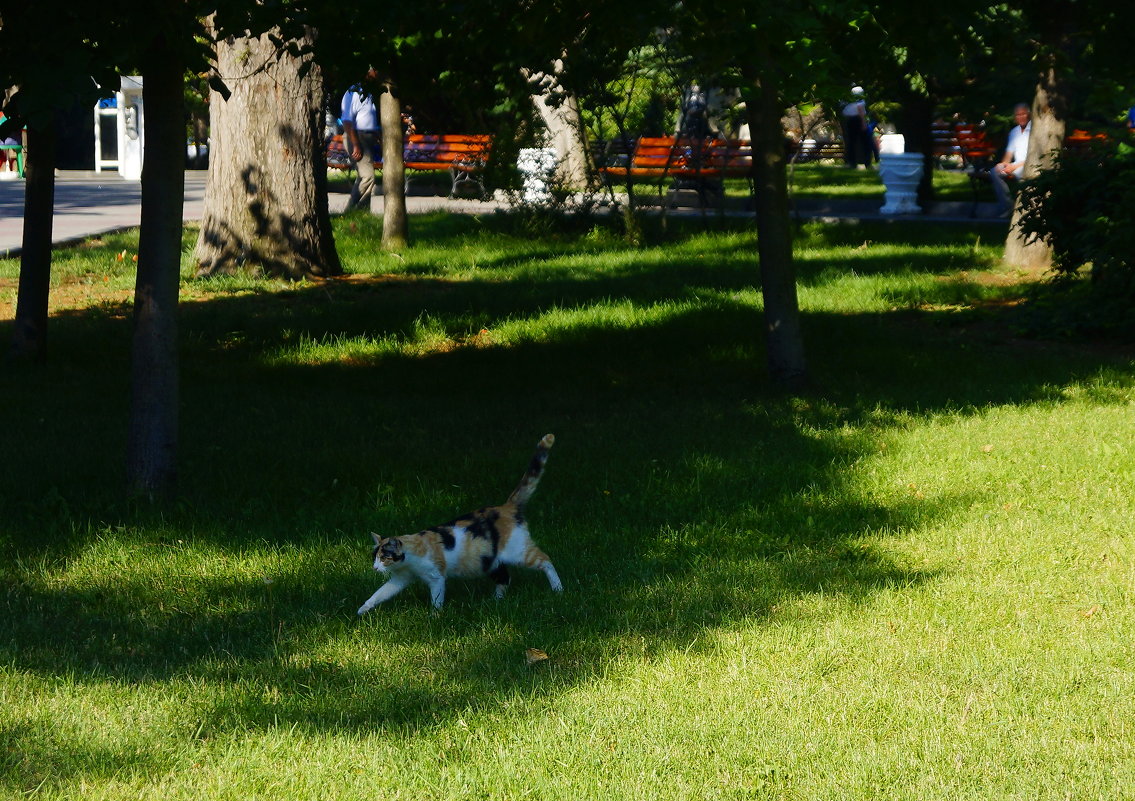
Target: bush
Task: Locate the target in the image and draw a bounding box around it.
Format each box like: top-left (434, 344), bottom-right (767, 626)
top-left (1016, 140), bottom-right (1135, 334)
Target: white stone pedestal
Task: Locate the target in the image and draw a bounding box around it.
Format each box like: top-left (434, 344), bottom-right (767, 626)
top-left (878, 151), bottom-right (924, 215)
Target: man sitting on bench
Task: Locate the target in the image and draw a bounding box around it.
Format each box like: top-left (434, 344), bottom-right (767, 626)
top-left (991, 103), bottom-right (1031, 217)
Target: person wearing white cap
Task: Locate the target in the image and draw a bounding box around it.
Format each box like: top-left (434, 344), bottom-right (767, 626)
top-left (840, 86), bottom-right (870, 168)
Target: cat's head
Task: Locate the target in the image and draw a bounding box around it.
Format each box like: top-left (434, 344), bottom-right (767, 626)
top-left (370, 532), bottom-right (405, 571)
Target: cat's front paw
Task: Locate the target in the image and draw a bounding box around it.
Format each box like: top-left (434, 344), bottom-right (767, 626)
top-left (357, 605), bottom-right (371, 616)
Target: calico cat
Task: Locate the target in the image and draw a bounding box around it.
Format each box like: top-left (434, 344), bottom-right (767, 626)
top-left (357, 434), bottom-right (563, 613)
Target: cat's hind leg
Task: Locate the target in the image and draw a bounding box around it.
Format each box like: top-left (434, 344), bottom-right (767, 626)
top-left (541, 560), bottom-right (563, 593)
top-left (523, 546), bottom-right (563, 593)
top-left (358, 574), bottom-right (412, 615)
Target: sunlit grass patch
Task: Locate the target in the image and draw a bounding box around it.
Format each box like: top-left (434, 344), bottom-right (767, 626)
top-left (2, 210), bottom-right (1134, 799)
top-left (265, 297), bottom-right (721, 367)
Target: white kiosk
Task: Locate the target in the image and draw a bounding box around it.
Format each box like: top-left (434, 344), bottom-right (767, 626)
top-left (93, 76), bottom-right (144, 180)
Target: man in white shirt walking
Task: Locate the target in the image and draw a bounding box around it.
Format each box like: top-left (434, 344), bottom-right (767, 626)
top-left (341, 69), bottom-right (380, 212)
top-left (991, 103), bottom-right (1031, 216)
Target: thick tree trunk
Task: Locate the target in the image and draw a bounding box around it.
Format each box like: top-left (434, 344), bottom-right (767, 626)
top-left (1005, 66), bottom-right (1066, 269)
top-left (525, 64), bottom-right (592, 189)
top-left (195, 25), bottom-right (340, 279)
top-left (531, 92), bottom-right (591, 188)
top-left (379, 81), bottom-right (409, 250)
top-left (127, 45), bottom-right (185, 500)
top-left (9, 124), bottom-right (56, 363)
top-left (743, 64), bottom-right (809, 391)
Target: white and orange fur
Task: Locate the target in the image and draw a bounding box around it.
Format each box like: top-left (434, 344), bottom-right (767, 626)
top-left (358, 434), bottom-right (563, 613)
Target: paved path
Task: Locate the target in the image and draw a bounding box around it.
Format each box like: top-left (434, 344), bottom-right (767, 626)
top-left (0, 172), bottom-right (207, 257)
top-left (0, 171), bottom-right (518, 257)
top-left (0, 171), bottom-right (1005, 257)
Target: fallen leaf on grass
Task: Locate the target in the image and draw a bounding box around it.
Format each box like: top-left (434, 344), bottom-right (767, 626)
top-left (525, 648), bottom-right (549, 665)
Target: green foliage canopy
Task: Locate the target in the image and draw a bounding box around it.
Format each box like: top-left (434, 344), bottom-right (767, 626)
top-left (1016, 139), bottom-right (1135, 334)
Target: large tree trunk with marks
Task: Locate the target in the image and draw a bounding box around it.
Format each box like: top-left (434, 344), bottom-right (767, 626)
top-left (525, 64), bottom-right (592, 189)
top-left (195, 24), bottom-right (340, 279)
top-left (379, 80), bottom-right (408, 251)
top-left (9, 124), bottom-right (56, 363)
top-left (127, 43), bottom-right (185, 500)
top-left (1004, 66), bottom-right (1066, 269)
top-left (743, 61), bottom-right (809, 391)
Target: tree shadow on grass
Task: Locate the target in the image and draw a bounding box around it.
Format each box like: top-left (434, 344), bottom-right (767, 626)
top-left (0, 721), bottom-right (178, 797)
top-left (0, 301), bottom-right (964, 733)
top-left (1, 219), bottom-right (1133, 788)
top-left (1, 478), bottom-right (951, 737)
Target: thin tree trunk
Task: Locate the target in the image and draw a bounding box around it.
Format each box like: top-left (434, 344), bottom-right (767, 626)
top-left (9, 124), bottom-right (56, 363)
top-left (894, 89), bottom-right (935, 209)
top-left (195, 25), bottom-right (340, 279)
top-left (127, 44), bottom-right (184, 500)
top-left (380, 80), bottom-right (408, 250)
top-left (1005, 66), bottom-right (1066, 269)
top-left (743, 63), bottom-right (809, 391)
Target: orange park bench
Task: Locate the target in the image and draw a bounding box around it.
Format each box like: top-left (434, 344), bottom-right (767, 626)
top-left (1064, 129), bottom-right (1109, 154)
top-left (325, 133), bottom-right (492, 197)
top-left (954, 124), bottom-right (997, 169)
top-left (952, 124), bottom-right (999, 213)
top-left (931, 121), bottom-right (961, 164)
top-left (598, 136), bottom-right (753, 206)
top-left (403, 134), bottom-right (492, 197)
top-left (325, 134), bottom-right (355, 170)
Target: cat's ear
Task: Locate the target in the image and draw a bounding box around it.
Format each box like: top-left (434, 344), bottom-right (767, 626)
top-left (370, 532), bottom-right (382, 546)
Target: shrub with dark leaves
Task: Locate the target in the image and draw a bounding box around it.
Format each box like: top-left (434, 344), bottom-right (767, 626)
top-left (1016, 139), bottom-right (1135, 335)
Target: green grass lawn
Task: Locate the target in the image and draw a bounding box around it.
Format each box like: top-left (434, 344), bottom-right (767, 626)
top-left (1, 213), bottom-right (1132, 799)
top-left (617, 162), bottom-right (993, 206)
top-left (787, 161), bottom-right (991, 202)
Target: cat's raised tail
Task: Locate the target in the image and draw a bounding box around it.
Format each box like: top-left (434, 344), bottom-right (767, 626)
top-left (506, 434), bottom-right (555, 509)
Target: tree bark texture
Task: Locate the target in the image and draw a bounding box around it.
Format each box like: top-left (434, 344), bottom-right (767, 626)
top-left (127, 45), bottom-right (185, 500)
top-left (743, 64), bottom-right (809, 391)
top-left (379, 81), bottom-right (409, 250)
top-left (9, 124), bottom-right (56, 363)
top-left (525, 65), bottom-right (592, 189)
top-left (1004, 66), bottom-right (1066, 269)
top-left (894, 90), bottom-right (935, 209)
top-left (195, 25), bottom-right (340, 279)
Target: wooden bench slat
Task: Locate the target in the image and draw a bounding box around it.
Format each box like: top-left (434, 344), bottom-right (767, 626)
top-left (597, 136), bottom-right (754, 207)
top-left (327, 132), bottom-right (492, 196)
top-left (599, 136), bottom-right (753, 180)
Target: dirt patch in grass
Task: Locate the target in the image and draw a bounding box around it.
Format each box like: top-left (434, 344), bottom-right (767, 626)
top-left (1, 270), bottom-right (463, 323)
top-left (0, 278), bottom-right (135, 322)
top-left (924, 266), bottom-right (1135, 361)
top-left (943, 261), bottom-right (1051, 288)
